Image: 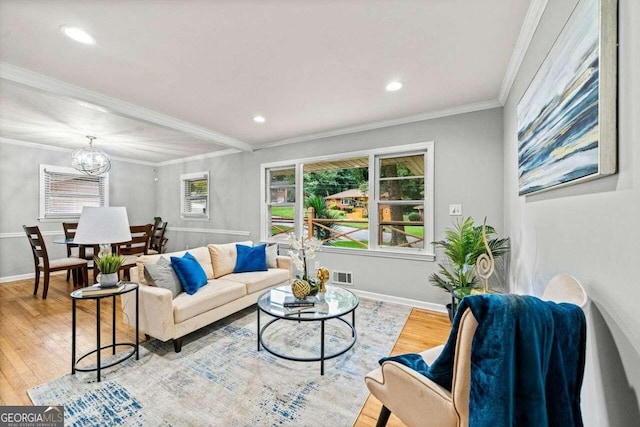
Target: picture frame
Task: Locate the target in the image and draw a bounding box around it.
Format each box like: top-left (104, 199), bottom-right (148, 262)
top-left (517, 0), bottom-right (617, 196)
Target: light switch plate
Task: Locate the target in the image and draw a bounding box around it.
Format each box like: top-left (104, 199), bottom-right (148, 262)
top-left (449, 204), bottom-right (462, 216)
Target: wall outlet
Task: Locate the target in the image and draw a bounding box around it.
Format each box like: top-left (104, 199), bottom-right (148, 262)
top-left (449, 204), bottom-right (462, 216)
top-left (314, 261), bottom-right (320, 269)
top-left (185, 245), bottom-right (190, 250)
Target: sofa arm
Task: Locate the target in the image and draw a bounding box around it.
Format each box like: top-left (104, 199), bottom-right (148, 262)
top-left (121, 284), bottom-right (175, 342)
top-left (276, 255), bottom-right (292, 281)
top-left (365, 361), bottom-right (458, 427)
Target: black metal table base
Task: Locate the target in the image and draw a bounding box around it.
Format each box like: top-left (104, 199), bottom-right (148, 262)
top-left (71, 285), bottom-right (139, 382)
top-left (257, 308), bottom-right (357, 375)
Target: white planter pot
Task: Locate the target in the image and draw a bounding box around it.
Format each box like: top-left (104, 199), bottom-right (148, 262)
top-left (99, 273), bottom-right (119, 288)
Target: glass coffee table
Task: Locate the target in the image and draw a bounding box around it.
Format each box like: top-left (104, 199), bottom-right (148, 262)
top-left (257, 284), bottom-right (358, 375)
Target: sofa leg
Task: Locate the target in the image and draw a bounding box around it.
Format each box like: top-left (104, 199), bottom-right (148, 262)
top-left (376, 405), bottom-right (391, 427)
top-left (173, 337), bottom-right (183, 353)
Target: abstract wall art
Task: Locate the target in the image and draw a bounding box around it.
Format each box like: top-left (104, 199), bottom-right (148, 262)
top-left (517, 0), bottom-right (617, 196)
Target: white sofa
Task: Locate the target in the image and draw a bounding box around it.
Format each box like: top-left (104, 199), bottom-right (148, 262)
top-left (121, 243), bottom-right (292, 352)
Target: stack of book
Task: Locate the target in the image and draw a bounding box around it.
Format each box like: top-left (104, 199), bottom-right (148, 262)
top-left (283, 296), bottom-right (315, 314)
top-left (80, 283), bottom-right (126, 296)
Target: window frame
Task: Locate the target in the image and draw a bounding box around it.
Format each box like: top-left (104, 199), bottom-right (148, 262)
top-left (38, 164), bottom-right (109, 221)
top-left (180, 171), bottom-right (210, 221)
top-left (260, 142), bottom-right (435, 260)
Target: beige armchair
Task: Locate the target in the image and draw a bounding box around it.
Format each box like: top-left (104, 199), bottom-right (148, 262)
top-left (364, 274), bottom-right (588, 427)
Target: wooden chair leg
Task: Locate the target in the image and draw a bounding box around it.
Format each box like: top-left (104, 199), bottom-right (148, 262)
top-left (72, 269), bottom-right (78, 286)
top-left (82, 266), bottom-right (88, 287)
top-left (42, 271), bottom-right (50, 300)
top-left (376, 406), bottom-right (391, 427)
top-left (66, 270), bottom-right (71, 282)
top-left (33, 269), bottom-right (40, 296)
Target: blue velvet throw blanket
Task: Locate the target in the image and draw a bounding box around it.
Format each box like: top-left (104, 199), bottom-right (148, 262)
top-left (380, 294), bottom-right (586, 426)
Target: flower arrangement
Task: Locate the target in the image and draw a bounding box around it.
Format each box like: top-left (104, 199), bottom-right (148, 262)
top-left (287, 233), bottom-right (322, 284)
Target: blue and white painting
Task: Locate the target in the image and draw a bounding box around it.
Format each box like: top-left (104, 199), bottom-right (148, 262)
top-left (518, 0), bottom-right (600, 195)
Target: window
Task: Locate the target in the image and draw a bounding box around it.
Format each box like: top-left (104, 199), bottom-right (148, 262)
top-left (376, 153), bottom-right (425, 249)
top-left (180, 172), bottom-right (209, 219)
top-left (261, 142), bottom-right (434, 258)
top-left (266, 167), bottom-right (296, 240)
top-left (39, 165), bottom-right (109, 219)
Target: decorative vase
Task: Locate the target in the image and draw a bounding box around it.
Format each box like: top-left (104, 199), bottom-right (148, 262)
top-left (99, 273), bottom-right (119, 288)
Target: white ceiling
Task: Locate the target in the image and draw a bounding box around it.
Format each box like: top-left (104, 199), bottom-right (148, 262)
top-left (0, 0), bottom-right (534, 164)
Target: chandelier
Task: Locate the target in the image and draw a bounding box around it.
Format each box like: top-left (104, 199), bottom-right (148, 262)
top-left (71, 135), bottom-right (111, 175)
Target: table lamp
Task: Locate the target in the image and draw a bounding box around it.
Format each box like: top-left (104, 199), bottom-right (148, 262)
top-left (73, 206), bottom-right (132, 257)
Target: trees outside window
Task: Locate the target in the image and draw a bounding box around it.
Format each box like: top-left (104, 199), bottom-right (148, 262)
top-left (261, 142), bottom-right (434, 257)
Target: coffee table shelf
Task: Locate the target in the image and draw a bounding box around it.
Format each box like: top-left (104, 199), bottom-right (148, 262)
top-left (256, 285), bottom-right (358, 375)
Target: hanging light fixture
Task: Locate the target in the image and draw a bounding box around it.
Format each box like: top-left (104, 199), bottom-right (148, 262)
top-left (71, 135), bottom-right (111, 175)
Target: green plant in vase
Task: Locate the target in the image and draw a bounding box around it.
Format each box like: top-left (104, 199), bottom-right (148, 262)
top-left (429, 217), bottom-right (509, 319)
top-left (94, 253), bottom-right (126, 287)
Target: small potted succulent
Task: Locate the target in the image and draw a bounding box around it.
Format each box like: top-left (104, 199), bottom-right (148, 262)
top-left (94, 254), bottom-right (126, 287)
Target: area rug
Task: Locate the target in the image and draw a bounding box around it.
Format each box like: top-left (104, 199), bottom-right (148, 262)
top-left (29, 298), bottom-right (411, 426)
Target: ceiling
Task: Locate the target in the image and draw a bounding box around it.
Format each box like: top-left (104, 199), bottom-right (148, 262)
top-left (0, 0), bottom-right (534, 165)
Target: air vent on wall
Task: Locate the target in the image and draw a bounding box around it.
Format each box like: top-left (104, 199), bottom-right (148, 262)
top-left (332, 271), bottom-right (354, 286)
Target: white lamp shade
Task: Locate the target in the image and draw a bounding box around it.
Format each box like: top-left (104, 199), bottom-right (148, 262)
top-left (73, 207), bottom-right (132, 244)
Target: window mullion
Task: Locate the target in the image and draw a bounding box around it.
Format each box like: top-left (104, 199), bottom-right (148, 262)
top-left (369, 154), bottom-right (379, 249)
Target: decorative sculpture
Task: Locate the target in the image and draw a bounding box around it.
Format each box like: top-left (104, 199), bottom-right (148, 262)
top-left (475, 220), bottom-right (495, 294)
top-left (316, 267), bottom-right (329, 294)
top-left (291, 278), bottom-right (311, 300)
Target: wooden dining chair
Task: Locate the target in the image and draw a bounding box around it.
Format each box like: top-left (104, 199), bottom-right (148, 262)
top-left (148, 221), bottom-right (168, 254)
top-left (62, 222), bottom-right (96, 282)
top-left (117, 224), bottom-right (153, 281)
top-left (23, 225), bottom-right (89, 299)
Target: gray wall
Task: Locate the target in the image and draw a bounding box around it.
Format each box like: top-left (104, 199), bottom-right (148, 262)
top-left (502, 0), bottom-right (640, 425)
top-left (156, 107), bottom-right (505, 306)
top-left (0, 142), bottom-right (157, 278)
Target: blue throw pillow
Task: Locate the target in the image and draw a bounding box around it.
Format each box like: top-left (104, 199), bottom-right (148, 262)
top-left (170, 252), bottom-right (207, 295)
top-left (234, 243), bottom-right (268, 273)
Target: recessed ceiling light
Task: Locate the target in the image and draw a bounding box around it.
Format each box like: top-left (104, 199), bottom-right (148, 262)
top-left (386, 81), bottom-right (403, 92)
top-left (60, 26), bottom-right (96, 45)
top-left (253, 115), bottom-right (266, 123)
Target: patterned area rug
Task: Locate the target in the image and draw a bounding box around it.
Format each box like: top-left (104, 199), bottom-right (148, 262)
top-left (29, 298), bottom-right (411, 426)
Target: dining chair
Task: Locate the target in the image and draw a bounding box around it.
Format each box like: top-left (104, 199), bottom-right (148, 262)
top-left (62, 222), bottom-right (96, 282)
top-left (364, 275), bottom-right (588, 427)
top-left (23, 225), bottom-right (89, 299)
top-left (117, 224), bottom-right (153, 281)
top-left (148, 221), bottom-right (168, 255)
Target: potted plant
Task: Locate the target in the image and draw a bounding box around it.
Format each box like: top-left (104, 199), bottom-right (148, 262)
top-left (94, 254), bottom-right (126, 287)
top-left (428, 217), bottom-right (510, 320)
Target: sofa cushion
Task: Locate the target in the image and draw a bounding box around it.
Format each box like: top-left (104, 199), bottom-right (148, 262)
top-left (144, 256), bottom-right (183, 298)
top-left (136, 246), bottom-right (213, 285)
top-left (173, 279), bottom-right (247, 323)
top-left (224, 269), bottom-right (290, 294)
top-left (171, 252), bottom-right (208, 295)
top-left (266, 243), bottom-right (278, 268)
top-left (234, 243), bottom-right (268, 273)
top-left (208, 241), bottom-right (252, 278)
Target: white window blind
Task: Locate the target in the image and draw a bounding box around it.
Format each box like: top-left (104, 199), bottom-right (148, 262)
top-left (39, 165), bottom-right (109, 219)
top-left (180, 172), bottom-right (209, 219)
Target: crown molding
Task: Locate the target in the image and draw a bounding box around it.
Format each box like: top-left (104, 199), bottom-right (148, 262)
top-left (0, 62), bottom-right (253, 153)
top-left (156, 148), bottom-right (241, 166)
top-left (255, 99), bottom-right (502, 150)
top-left (0, 137), bottom-right (157, 166)
top-left (498, 0), bottom-right (549, 104)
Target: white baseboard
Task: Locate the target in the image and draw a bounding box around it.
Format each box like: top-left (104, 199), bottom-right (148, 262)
top-left (350, 288), bottom-right (447, 313)
top-left (0, 271), bottom-right (67, 283)
top-left (0, 273), bottom-right (34, 283)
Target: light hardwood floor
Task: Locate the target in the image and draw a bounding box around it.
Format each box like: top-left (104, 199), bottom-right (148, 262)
top-left (0, 274), bottom-right (450, 426)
